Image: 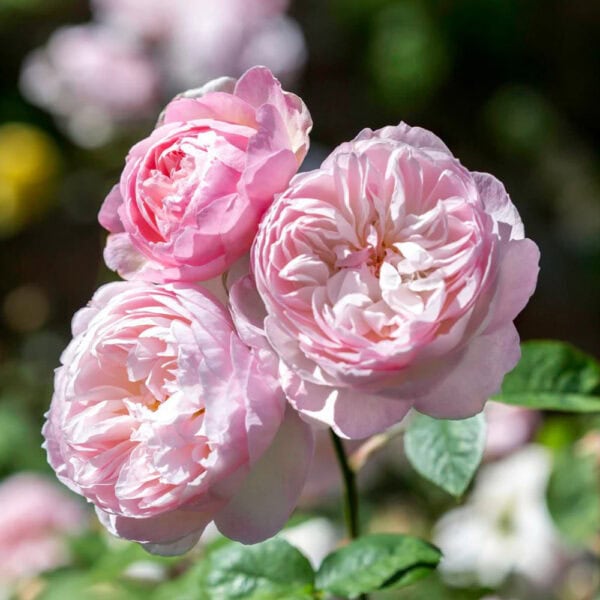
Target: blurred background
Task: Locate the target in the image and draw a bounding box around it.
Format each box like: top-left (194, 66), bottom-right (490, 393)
top-left (0, 1), bottom-right (599, 599)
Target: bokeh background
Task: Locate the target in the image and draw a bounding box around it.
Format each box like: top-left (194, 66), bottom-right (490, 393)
top-left (0, 1), bottom-right (599, 599)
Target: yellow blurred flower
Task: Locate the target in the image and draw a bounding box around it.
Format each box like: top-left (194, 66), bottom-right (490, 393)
top-left (0, 122), bottom-right (60, 236)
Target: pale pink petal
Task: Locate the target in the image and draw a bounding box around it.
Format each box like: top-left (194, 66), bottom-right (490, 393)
top-left (283, 368), bottom-right (411, 439)
top-left (414, 324), bottom-right (521, 419)
top-left (474, 172), bottom-right (525, 239)
top-left (98, 185), bottom-right (125, 233)
top-left (484, 239), bottom-right (540, 334)
top-left (95, 506), bottom-right (214, 555)
top-left (214, 408), bottom-right (314, 544)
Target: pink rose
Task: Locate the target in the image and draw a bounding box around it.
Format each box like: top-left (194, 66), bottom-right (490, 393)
top-left (99, 66), bottom-right (312, 283)
top-left (43, 281), bottom-right (314, 555)
top-left (0, 474), bottom-right (87, 584)
top-left (19, 25), bottom-right (160, 147)
top-left (242, 123), bottom-right (540, 439)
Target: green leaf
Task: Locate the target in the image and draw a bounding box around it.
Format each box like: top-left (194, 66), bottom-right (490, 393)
top-left (315, 533), bottom-right (440, 598)
top-left (494, 340), bottom-right (600, 412)
top-left (547, 447), bottom-right (600, 544)
top-left (200, 537), bottom-right (315, 599)
top-left (404, 413), bottom-right (486, 497)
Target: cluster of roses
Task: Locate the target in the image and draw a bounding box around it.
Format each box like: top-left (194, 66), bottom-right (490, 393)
top-left (43, 67), bottom-right (539, 555)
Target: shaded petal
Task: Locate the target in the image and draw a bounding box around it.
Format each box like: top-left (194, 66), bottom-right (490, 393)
top-left (214, 408), bottom-right (314, 544)
top-left (95, 505), bottom-right (215, 555)
top-left (283, 367), bottom-right (412, 439)
top-left (484, 239), bottom-right (540, 334)
top-left (98, 184), bottom-right (125, 233)
top-left (474, 172), bottom-right (524, 239)
top-left (414, 324), bottom-right (521, 419)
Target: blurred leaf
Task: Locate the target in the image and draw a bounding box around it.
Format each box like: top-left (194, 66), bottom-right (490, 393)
top-left (547, 447), bottom-right (600, 545)
top-left (367, 2), bottom-right (449, 111)
top-left (535, 415), bottom-right (581, 450)
top-left (382, 571), bottom-right (489, 599)
top-left (484, 85), bottom-right (559, 158)
top-left (90, 539), bottom-right (178, 582)
top-left (495, 341), bottom-right (600, 412)
top-left (404, 413), bottom-right (486, 497)
top-left (0, 404), bottom-right (47, 473)
top-left (68, 530), bottom-right (109, 569)
top-left (315, 533), bottom-right (440, 598)
top-left (39, 572), bottom-right (147, 600)
top-left (198, 537), bottom-right (315, 599)
top-left (329, 0), bottom-right (393, 24)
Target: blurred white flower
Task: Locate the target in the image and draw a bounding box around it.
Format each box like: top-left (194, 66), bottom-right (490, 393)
top-left (279, 518), bottom-right (339, 568)
top-left (434, 445), bottom-right (561, 588)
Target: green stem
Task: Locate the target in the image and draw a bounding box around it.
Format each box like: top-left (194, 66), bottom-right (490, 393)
top-left (329, 428), bottom-right (360, 539)
top-left (330, 429), bottom-right (368, 600)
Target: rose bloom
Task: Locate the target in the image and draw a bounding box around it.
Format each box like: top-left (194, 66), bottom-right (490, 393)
top-left (99, 66), bottom-right (312, 283)
top-left (243, 123), bottom-right (540, 438)
top-left (20, 24), bottom-right (159, 147)
top-left (43, 282), bottom-right (314, 555)
top-left (0, 473), bottom-right (87, 585)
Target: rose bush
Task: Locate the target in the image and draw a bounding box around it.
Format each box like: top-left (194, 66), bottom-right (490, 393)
top-left (43, 281), bottom-right (314, 555)
top-left (99, 66), bottom-right (311, 283)
top-left (242, 123), bottom-right (540, 438)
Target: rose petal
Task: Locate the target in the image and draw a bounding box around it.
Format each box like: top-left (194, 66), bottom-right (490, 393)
top-left (214, 408), bottom-right (314, 544)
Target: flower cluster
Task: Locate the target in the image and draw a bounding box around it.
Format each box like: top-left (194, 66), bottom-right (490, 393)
top-left (20, 0), bottom-right (305, 147)
top-left (44, 66), bottom-right (539, 554)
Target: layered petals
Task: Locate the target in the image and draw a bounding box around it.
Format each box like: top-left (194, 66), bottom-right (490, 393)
top-left (99, 66), bottom-right (312, 283)
top-left (43, 281), bottom-right (309, 553)
top-left (247, 122), bottom-right (540, 437)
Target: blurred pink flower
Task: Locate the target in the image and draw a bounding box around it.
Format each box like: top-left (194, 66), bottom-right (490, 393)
top-left (243, 123), bottom-right (540, 438)
top-left (91, 0), bottom-right (177, 41)
top-left (93, 0), bottom-right (305, 87)
top-left (99, 66), bottom-right (312, 283)
top-left (484, 401), bottom-right (539, 460)
top-left (92, 0), bottom-right (289, 44)
top-left (0, 473), bottom-right (87, 584)
top-left (43, 281), bottom-right (314, 555)
top-left (164, 0), bottom-right (306, 89)
top-left (20, 24), bottom-right (160, 147)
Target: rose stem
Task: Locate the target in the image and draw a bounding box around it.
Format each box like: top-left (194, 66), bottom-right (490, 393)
top-left (329, 429), bottom-right (369, 600)
top-left (329, 429), bottom-right (360, 539)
